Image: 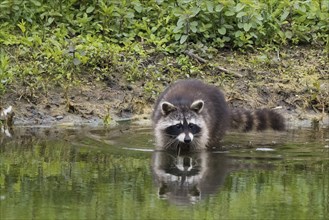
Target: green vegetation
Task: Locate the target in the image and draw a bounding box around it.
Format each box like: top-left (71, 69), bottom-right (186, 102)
top-left (0, 0), bottom-right (328, 117)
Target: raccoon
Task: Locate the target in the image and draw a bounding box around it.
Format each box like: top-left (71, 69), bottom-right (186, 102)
top-left (151, 151), bottom-right (230, 204)
top-left (152, 79), bottom-right (285, 151)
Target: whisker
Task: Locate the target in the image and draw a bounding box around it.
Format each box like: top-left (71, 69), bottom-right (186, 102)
top-left (164, 140), bottom-right (174, 149)
top-left (163, 138), bottom-right (178, 150)
top-left (165, 134), bottom-right (177, 138)
top-left (193, 133), bottom-right (202, 137)
top-left (191, 138), bottom-right (202, 150)
top-left (162, 139), bottom-right (171, 149)
top-left (176, 143), bottom-right (181, 156)
top-left (191, 140), bottom-right (198, 150)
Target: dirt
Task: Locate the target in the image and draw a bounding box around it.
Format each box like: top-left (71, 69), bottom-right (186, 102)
top-left (1, 46), bottom-right (328, 130)
top-left (1, 79), bottom-right (150, 126)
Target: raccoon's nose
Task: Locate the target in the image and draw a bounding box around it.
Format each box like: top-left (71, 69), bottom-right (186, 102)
top-left (184, 135), bottom-right (191, 143)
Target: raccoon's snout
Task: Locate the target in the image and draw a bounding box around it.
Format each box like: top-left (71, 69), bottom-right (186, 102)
top-left (177, 133), bottom-right (193, 144)
top-left (184, 135), bottom-right (191, 143)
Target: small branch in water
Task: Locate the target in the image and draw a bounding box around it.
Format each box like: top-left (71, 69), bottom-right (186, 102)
top-left (185, 50), bottom-right (243, 78)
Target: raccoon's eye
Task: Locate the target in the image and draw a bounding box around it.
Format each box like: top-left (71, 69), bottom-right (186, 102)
top-left (175, 124), bottom-right (182, 129)
top-left (188, 124), bottom-right (194, 129)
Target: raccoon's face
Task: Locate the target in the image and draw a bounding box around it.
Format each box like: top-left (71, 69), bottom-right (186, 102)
top-left (164, 118), bottom-right (200, 144)
top-left (155, 100), bottom-right (209, 150)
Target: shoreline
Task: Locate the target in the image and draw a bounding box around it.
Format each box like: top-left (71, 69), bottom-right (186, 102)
top-left (6, 109), bottom-right (329, 129)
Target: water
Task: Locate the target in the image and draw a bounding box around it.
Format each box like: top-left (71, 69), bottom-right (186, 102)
top-left (1, 125), bottom-right (328, 219)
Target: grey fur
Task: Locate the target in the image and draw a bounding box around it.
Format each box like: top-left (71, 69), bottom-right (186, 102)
top-left (152, 79), bottom-right (285, 151)
top-left (152, 79), bottom-right (230, 150)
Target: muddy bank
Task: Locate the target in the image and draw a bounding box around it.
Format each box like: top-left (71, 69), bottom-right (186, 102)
top-left (1, 46), bottom-right (328, 130)
top-left (1, 84), bottom-right (327, 130)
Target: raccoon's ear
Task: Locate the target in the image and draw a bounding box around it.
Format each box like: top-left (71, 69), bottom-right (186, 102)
top-left (161, 101), bottom-right (177, 115)
top-left (190, 100), bottom-right (204, 113)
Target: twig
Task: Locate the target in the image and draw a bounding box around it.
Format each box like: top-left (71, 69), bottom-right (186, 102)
top-left (185, 50), bottom-right (207, 63)
top-left (185, 50), bottom-right (243, 78)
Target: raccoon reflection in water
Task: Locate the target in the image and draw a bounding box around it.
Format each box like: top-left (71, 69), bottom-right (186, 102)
top-left (151, 151), bottom-right (231, 205)
top-left (152, 79), bottom-right (285, 152)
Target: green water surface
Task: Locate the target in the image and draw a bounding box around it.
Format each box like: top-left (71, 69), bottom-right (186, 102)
top-left (1, 126), bottom-right (328, 220)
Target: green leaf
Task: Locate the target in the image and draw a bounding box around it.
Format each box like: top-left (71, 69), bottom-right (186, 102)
top-left (235, 3), bottom-right (245, 12)
top-left (177, 17), bottom-right (185, 28)
top-left (215, 5), bottom-right (224, 12)
top-left (206, 1), bottom-right (214, 12)
top-left (190, 21), bottom-right (198, 33)
top-left (243, 23), bottom-right (252, 32)
top-left (224, 24), bottom-right (234, 29)
top-left (180, 35), bottom-right (188, 44)
top-left (235, 30), bottom-right (243, 37)
top-left (191, 7), bottom-right (200, 17)
top-left (278, 31), bottom-right (285, 39)
top-left (126, 11), bottom-right (135, 19)
top-left (223, 36), bottom-right (230, 41)
top-left (173, 8), bottom-right (183, 17)
top-left (218, 27), bottom-right (226, 35)
top-left (190, 26), bottom-right (197, 33)
top-left (236, 11), bottom-right (247, 18)
top-left (190, 21), bottom-right (198, 27)
top-left (134, 4), bottom-right (143, 13)
top-left (285, 31), bottom-right (293, 39)
top-left (17, 21), bottom-right (26, 34)
top-left (86, 6), bottom-right (94, 14)
top-left (173, 26), bottom-right (182, 34)
top-left (174, 34), bottom-right (181, 41)
top-left (31, 0), bottom-right (41, 6)
top-left (46, 17), bottom-right (54, 26)
top-left (224, 11), bottom-right (235, 16)
top-left (255, 13), bottom-right (263, 21)
top-left (280, 10), bottom-right (290, 21)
